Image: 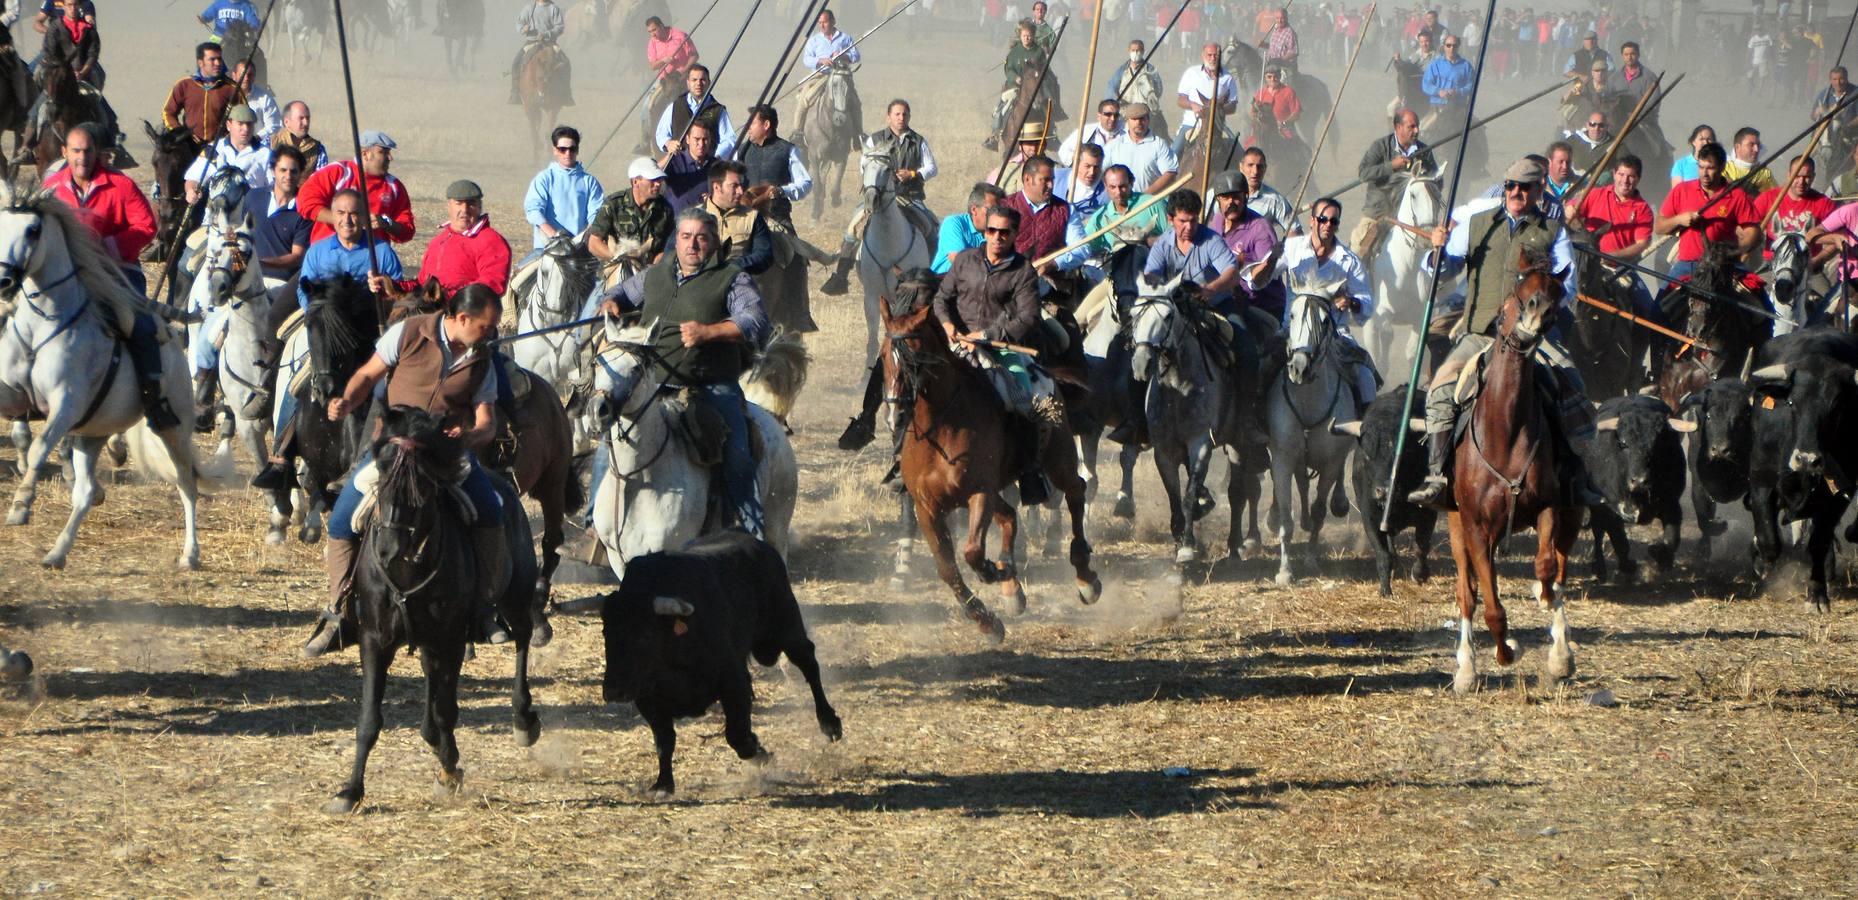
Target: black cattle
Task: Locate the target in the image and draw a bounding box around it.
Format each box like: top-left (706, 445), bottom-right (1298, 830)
top-left (1675, 377), bottom-right (1754, 557)
top-left (1746, 329), bottom-right (1858, 612)
top-left (1337, 387), bottom-right (1438, 597)
top-left (601, 531), bottom-right (843, 797)
top-left (1580, 395), bottom-right (1692, 581)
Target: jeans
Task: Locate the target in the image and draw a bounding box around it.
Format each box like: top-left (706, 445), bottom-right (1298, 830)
top-left (328, 449), bottom-right (503, 541)
top-left (695, 381), bottom-right (764, 539)
top-left (1170, 122), bottom-right (1194, 158)
top-left (122, 265), bottom-right (147, 294)
top-left (194, 305), bottom-right (229, 373)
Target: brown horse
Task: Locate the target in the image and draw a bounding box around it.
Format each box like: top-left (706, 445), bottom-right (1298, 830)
top-left (1445, 258), bottom-right (1580, 694)
top-left (878, 292), bottom-right (1101, 642)
top-left (31, 52), bottom-right (90, 180)
top-left (518, 44), bottom-right (567, 155)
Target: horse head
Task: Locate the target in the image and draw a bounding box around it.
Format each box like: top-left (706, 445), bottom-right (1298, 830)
top-left (300, 275), bottom-right (379, 402)
top-left (200, 205), bottom-right (259, 310)
top-left (1129, 271), bottom-right (1187, 383)
top-left (530, 233), bottom-right (597, 319)
top-left (1497, 249), bottom-right (1563, 352)
top-left (859, 150), bottom-right (899, 209)
top-left (202, 165), bottom-right (251, 216)
top-left (367, 404), bottom-right (464, 591)
top-left (877, 287), bottom-right (943, 435)
top-left (1397, 163), bottom-right (1445, 228)
top-left (587, 317), bottom-right (661, 435)
top-left (1768, 230), bottom-right (1809, 319)
top-left (0, 193), bottom-right (66, 301)
top-left (1285, 275), bottom-right (1345, 385)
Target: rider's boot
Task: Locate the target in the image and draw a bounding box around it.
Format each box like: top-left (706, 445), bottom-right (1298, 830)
top-left (193, 370), bottom-right (219, 434)
top-left (302, 538), bottom-right (358, 658)
top-left (820, 239), bottom-right (858, 296)
top-left (251, 422), bottom-right (295, 491)
top-left (838, 362), bottom-right (882, 450)
top-left (1407, 382), bottom-right (1458, 510)
top-left (472, 524), bottom-right (512, 645)
top-left (126, 313), bottom-right (182, 431)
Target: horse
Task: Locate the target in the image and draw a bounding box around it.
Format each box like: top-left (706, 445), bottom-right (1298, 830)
top-left (1128, 275), bottom-right (1251, 566)
top-left (801, 61), bottom-right (864, 218)
top-left (847, 151), bottom-right (932, 362)
top-left (879, 294), bottom-right (1101, 641)
top-left (30, 50), bottom-right (97, 180)
top-left (218, 21), bottom-right (267, 85)
top-left (499, 362), bottom-right (580, 618)
top-left (1443, 258), bottom-right (1581, 695)
top-left (582, 323), bottom-right (808, 583)
top-left (1767, 230), bottom-right (1814, 336)
top-left (191, 203), bottom-right (294, 545)
top-left (0, 184), bottom-right (233, 570)
top-left (273, 276), bottom-right (381, 544)
top-left (0, 38), bottom-right (32, 175)
top-left (1655, 248), bottom-right (1775, 411)
top-left (279, 0), bottom-right (330, 68)
top-left (435, 0), bottom-right (486, 77)
top-left (1362, 165), bottom-right (1444, 381)
top-left (324, 405), bottom-right (543, 815)
top-left (518, 43), bottom-right (569, 154)
top-left (1076, 243), bottom-right (1151, 522)
top-left (510, 235), bottom-right (599, 399)
top-left (1264, 277), bottom-right (1361, 585)
top-left (1566, 237), bottom-right (1650, 401)
top-left (143, 122), bottom-right (201, 264)
top-left (1241, 98), bottom-right (1310, 193)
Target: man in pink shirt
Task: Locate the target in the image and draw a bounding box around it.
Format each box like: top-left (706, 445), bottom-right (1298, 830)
top-left (642, 16), bottom-right (699, 153)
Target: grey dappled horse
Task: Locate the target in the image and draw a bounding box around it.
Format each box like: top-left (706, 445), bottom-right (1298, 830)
top-left (849, 151), bottom-right (931, 362)
top-left (1265, 279), bottom-right (1360, 585)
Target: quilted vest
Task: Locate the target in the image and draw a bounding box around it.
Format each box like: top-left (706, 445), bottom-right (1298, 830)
top-left (384, 313), bottom-right (491, 428)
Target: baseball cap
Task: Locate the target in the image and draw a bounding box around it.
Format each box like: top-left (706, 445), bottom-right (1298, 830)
top-left (628, 157), bottom-right (667, 181)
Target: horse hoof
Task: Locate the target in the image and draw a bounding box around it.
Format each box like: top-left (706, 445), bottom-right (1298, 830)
top-left (1076, 576), bottom-right (1103, 606)
top-left (435, 769), bottom-right (465, 796)
top-left (1452, 669), bottom-right (1477, 695)
top-left (965, 604), bottom-right (1006, 643)
top-left (265, 529), bottom-right (286, 546)
top-left (647, 784), bottom-right (675, 801)
top-left (1496, 639), bottom-right (1518, 667)
top-left (1007, 587), bottom-right (1027, 616)
top-left (530, 610), bottom-right (554, 648)
top-left (299, 526), bottom-right (322, 545)
top-left (1175, 544), bottom-right (1198, 564)
top-left (1274, 569), bottom-right (1293, 586)
top-left (515, 717), bottom-right (541, 748)
top-left (1241, 538), bottom-right (1261, 559)
top-left (1544, 650), bottom-right (1575, 683)
top-left (323, 794), bottom-right (361, 815)
top-left (6, 507), bottom-right (29, 526)
top-left (1, 650), bottom-right (31, 680)
top-left (178, 554), bottom-right (201, 572)
top-left (1112, 495), bottom-right (1136, 520)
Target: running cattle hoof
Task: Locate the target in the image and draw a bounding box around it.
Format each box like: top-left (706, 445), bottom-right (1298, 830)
top-left (1, 650), bottom-right (31, 680)
top-left (323, 793), bottom-right (361, 815)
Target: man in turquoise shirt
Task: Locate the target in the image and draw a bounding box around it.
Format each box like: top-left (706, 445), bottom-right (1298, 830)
top-left (521, 125), bottom-right (606, 259)
top-left (931, 182), bottom-right (1005, 274)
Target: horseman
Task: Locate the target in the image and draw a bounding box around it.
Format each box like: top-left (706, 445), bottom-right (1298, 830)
top-left (640, 16), bottom-right (698, 154)
top-left (1812, 67), bottom-right (1858, 180)
top-left (272, 100), bottom-right (328, 171)
top-left (229, 60), bottom-right (279, 144)
top-left (1606, 42), bottom-right (1664, 157)
top-left (197, 0), bottom-right (260, 38)
top-left (1421, 33), bottom-right (1483, 177)
top-left (658, 117), bottom-right (718, 214)
top-left (38, 0), bottom-right (123, 159)
top-left (1408, 158), bottom-right (1604, 509)
top-left (1244, 195), bottom-right (1381, 422)
top-left (1210, 170), bottom-right (1285, 319)
top-left (411, 179), bottom-right (513, 299)
top-left (701, 161), bottom-right (772, 276)
top-left (1004, 154), bottom-right (1070, 299)
top-left (793, 9), bottom-right (860, 146)
top-left (508, 0), bottom-right (574, 108)
top-left (586, 156), bottom-right (672, 284)
top-left (1103, 102), bottom-right (1177, 193)
top-left (987, 120), bottom-right (1047, 187)
top-left (1562, 30), bottom-right (1609, 77)
top-left (1753, 156), bottom-right (1838, 268)
top-left (932, 204), bottom-right (1062, 503)
top-left (1571, 154), bottom-right (1662, 327)
top-left (738, 104), bottom-right (812, 236)
top-left (822, 98), bottom-right (938, 294)
top-left (182, 104), bottom-right (269, 204)
top-left (1260, 6), bottom-right (1300, 79)
top-left (655, 64), bottom-right (734, 159)
top-left (199, 145), bottom-right (309, 423)
top-left (988, 18), bottom-right (1064, 152)
top-left (1058, 99), bottom-right (1123, 168)
top-left (1559, 59), bottom-right (1620, 137)
top-left (1174, 42), bottom-right (1238, 158)
top-left (1241, 147), bottom-right (1298, 235)
top-left (1353, 107), bottom-right (1436, 270)
top-left (594, 207), bottom-right (772, 539)
top-left (1246, 67), bottom-right (1301, 153)
top-left (1108, 39), bottom-right (1168, 139)
top-left (301, 284), bottom-right (513, 657)
top-left (931, 183), bottom-right (1008, 275)
top-left (1388, 31), bottom-right (1439, 121)
top-left (40, 122), bottom-right (174, 429)
top-left (1654, 140), bottom-right (1758, 282)
top-left (162, 41), bottom-right (237, 144)
top-left (1543, 142), bottom-right (1577, 218)
top-left (520, 124), bottom-right (604, 268)
top-left (1055, 142), bottom-right (1106, 218)
top-left (1136, 189), bottom-right (1258, 439)
top-left (296, 129), bottom-right (414, 246)
top-left (1564, 113), bottom-right (1610, 184)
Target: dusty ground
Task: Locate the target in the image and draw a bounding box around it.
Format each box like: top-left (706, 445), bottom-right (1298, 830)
top-left (0, 2), bottom-right (1854, 896)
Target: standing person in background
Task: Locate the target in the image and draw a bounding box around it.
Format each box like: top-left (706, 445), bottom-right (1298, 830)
top-left (1748, 21), bottom-right (1775, 96)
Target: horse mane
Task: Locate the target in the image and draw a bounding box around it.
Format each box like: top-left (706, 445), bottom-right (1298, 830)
top-left (23, 193), bottom-right (154, 317)
top-left (302, 275), bottom-right (376, 356)
top-left (890, 267), bottom-right (939, 316)
top-left (741, 329), bottom-right (811, 422)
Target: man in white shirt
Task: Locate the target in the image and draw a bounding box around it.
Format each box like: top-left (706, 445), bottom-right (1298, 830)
top-left (1058, 99), bottom-right (1125, 167)
top-left (1240, 147), bottom-right (1298, 235)
top-left (184, 104), bottom-right (270, 201)
top-left (231, 60), bottom-right (281, 143)
top-left (1243, 195), bottom-right (1379, 416)
top-left (1103, 102), bottom-right (1178, 192)
top-left (1173, 42), bottom-right (1238, 156)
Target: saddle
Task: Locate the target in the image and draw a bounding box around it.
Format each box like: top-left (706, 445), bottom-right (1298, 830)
top-left (1448, 345), bottom-right (1568, 445)
top-left (347, 454), bottom-right (478, 536)
top-left (663, 388), bottom-right (763, 469)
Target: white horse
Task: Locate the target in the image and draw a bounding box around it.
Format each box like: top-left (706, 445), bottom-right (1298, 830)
top-left (583, 321), bottom-right (807, 581)
top-left (1362, 166), bottom-right (1445, 380)
top-left (849, 151), bottom-right (932, 362)
top-left (511, 235), bottom-right (600, 397)
top-left (0, 188), bottom-right (233, 570)
top-left (1265, 277), bottom-right (1361, 585)
top-left (191, 203), bottom-right (294, 545)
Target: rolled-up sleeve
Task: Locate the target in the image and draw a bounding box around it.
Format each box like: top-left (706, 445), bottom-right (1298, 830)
top-left (784, 146), bottom-right (813, 200)
top-left (916, 140), bottom-right (938, 181)
top-left (725, 271), bottom-right (770, 348)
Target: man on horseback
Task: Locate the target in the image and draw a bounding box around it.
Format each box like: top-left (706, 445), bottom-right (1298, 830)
top-left (271, 100), bottom-right (327, 171)
top-left (594, 207), bottom-right (771, 538)
top-left (793, 9), bottom-right (859, 144)
top-left (1103, 102), bottom-right (1177, 193)
top-left (821, 98), bottom-right (938, 294)
top-left (1174, 42), bottom-right (1238, 158)
top-left (587, 156), bottom-right (672, 278)
top-left (701, 160), bottom-right (771, 276)
top-left (1654, 141), bottom-right (1759, 282)
top-left (1408, 158), bottom-right (1604, 509)
top-left (1004, 154), bottom-right (1069, 284)
top-left (182, 104), bottom-right (268, 203)
top-left (1057, 100), bottom-right (1123, 168)
top-left (1246, 67), bottom-right (1301, 153)
top-left (1109, 40), bottom-right (1168, 138)
top-left (413, 179), bottom-right (513, 298)
top-left (654, 64), bottom-right (734, 159)
top-left (738, 105), bottom-right (813, 239)
top-left (932, 204), bottom-right (1062, 502)
top-left (1571, 154), bottom-right (1661, 327)
top-left (520, 124), bottom-right (604, 266)
top-left (1244, 195), bottom-right (1381, 420)
top-left (162, 41), bottom-right (236, 144)
top-left (302, 284), bottom-right (512, 657)
top-left (39, 122), bottom-right (175, 429)
top-left (1241, 147), bottom-right (1299, 235)
top-left (508, 0), bottom-right (573, 108)
top-left (1260, 6), bottom-right (1300, 78)
top-left (37, 0), bottom-right (121, 160)
top-left (641, 16), bottom-right (698, 153)
top-left (988, 19), bottom-right (1064, 152)
top-left (297, 130), bottom-right (414, 246)
top-left (1211, 170), bottom-right (1284, 319)
top-left (1353, 107), bottom-right (1436, 270)
top-left (931, 182), bottom-right (1006, 275)
top-left (197, 0), bottom-right (259, 37)
top-left (658, 117), bottom-right (718, 214)
top-left (1421, 33), bottom-right (1483, 177)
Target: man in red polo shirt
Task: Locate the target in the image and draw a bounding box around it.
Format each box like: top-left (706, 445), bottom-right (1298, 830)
top-left (296, 129), bottom-right (414, 246)
top-left (1003, 153), bottom-right (1070, 292)
top-left (1753, 156), bottom-right (1839, 257)
top-left (406, 179), bottom-right (512, 298)
top-left (1655, 140), bottom-right (1758, 282)
top-left (1574, 154), bottom-right (1659, 324)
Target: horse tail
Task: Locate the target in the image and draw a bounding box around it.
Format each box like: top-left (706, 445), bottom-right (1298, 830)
top-left (741, 329), bottom-right (811, 424)
top-left (118, 421), bottom-right (241, 493)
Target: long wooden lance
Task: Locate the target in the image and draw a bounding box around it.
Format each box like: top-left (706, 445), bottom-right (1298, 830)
top-left (1573, 292), bottom-right (1714, 353)
top-left (588, 0), bottom-right (722, 166)
top-left (990, 15), bottom-right (1072, 188)
top-left (769, 0), bottom-right (920, 105)
top-left (1379, 0), bottom-right (1500, 532)
top-left (1067, 0), bottom-right (1106, 158)
top-left (667, 0), bottom-right (769, 155)
top-left (731, 0), bottom-right (830, 161)
top-left (1288, 0), bottom-right (1375, 211)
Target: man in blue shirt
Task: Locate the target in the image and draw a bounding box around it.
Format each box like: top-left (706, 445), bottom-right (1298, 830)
top-left (1420, 34), bottom-right (1485, 176)
top-left (296, 189), bottom-right (404, 312)
top-left (197, 0), bottom-right (259, 37)
top-left (795, 9), bottom-right (861, 140)
top-left (931, 182), bottom-right (1005, 274)
top-left (1054, 143), bottom-right (1107, 217)
top-left (520, 124), bottom-right (605, 262)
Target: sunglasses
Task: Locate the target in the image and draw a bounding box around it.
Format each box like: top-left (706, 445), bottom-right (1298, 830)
top-left (1503, 180), bottom-right (1531, 192)
top-left (555, 144), bottom-right (579, 153)
top-left (1313, 214), bottom-right (1336, 224)
top-left (983, 226), bottom-right (1017, 236)
top-left (1587, 121), bottom-right (1606, 128)
top-left (1444, 42), bottom-right (1458, 47)
top-left (1100, 110), bottom-right (1120, 117)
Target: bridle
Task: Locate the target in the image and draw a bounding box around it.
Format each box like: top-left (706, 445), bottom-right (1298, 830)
top-left (366, 434), bottom-right (453, 602)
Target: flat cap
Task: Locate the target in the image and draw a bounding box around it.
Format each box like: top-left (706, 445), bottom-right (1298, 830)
top-left (445, 179), bottom-right (483, 201)
top-left (1503, 157), bottom-right (1545, 185)
top-left (628, 157), bottom-right (667, 180)
top-left (1584, 30), bottom-right (1599, 39)
top-left (225, 104), bottom-right (255, 124)
top-left (1590, 58), bottom-right (1610, 71)
top-left (1120, 101), bottom-right (1151, 119)
top-left (359, 129), bottom-right (397, 150)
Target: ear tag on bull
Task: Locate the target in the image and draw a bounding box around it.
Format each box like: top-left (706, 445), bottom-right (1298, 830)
top-left (673, 618), bottom-right (689, 636)
top-left (1761, 395), bottom-right (1777, 410)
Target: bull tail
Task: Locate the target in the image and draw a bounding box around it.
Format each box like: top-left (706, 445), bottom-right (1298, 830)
top-left (742, 329), bottom-right (811, 424)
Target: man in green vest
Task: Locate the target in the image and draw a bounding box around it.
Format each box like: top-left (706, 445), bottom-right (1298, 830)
top-left (595, 207), bottom-right (771, 537)
top-left (1407, 157), bottom-right (1604, 509)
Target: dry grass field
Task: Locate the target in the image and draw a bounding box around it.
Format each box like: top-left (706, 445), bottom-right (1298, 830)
top-left (0, 2), bottom-right (1853, 895)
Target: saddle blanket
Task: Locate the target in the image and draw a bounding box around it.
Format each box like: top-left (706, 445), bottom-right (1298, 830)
top-left (348, 455), bottom-right (478, 535)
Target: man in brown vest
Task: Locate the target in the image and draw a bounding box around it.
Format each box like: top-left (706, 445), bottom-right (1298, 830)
top-left (300, 285), bottom-right (513, 657)
top-left (1407, 157), bottom-right (1604, 509)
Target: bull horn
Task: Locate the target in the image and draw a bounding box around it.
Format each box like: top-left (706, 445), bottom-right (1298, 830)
top-left (1595, 417), bottom-right (1620, 432)
top-left (1330, 419), bottom-right (1363, 437)
top-left (1666, 417), bottom-right (1698, 433)
top-left (1749, 363), bottom-right (1791, 383)
top-left (1408, 417), bottom-right (1427, 434)
top-left (653, 596), bottom-right (695, 617)
top-left (1740, 350), bottom-right (1755, 382)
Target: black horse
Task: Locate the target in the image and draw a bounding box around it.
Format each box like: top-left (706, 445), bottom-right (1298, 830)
top-left (325, 405), bottom-right (543, 814)
top-left (1567, 236), bottom-right (1649, 401)
top-left (286, 277), bottom-right (381, 542)
top-left (143, 121), bottom-right (200, 264)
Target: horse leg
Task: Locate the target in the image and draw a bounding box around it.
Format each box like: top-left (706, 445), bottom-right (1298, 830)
top-left (861, 278), bottom-right (880, 364)
top-left (1538, 508), bottom-right (1575, 684)
top-left (419, 646), bottom-right (465, 794)
top-left (6, 401), bottom-right (77, 526)
top-left (1805, 506), bottom-right (1840, 613)
top-left (1447, 511), bottom-right (1480, 695)
top-left (40, 435), bottom-right (104, 570)
top-left (990, 498), bottom-right (1026, 615)
top-left (537, 468), bottom-right (565, 606)
top-left (243, 417), bottom-right (289, 545)
top-left (1271, 451), bottom-right (1298, 585)
top-left (327, 636), bottom-right (394, 814)
top-left (889, 491), bottom-right (913, 592)
top-left (154, 423), bottom-right (205, 571)
top-left (1063, 462), bottom-right (1102, 605)
top-left (1154, 448), bottom-right (1189, 559)
top-left (1112, 442), bottom-right (1139, 520)
top-left (298, 469), bottom-right (326, 545)
top-left (1224, 447), bottom-right (1249, 561)
top-left (961, 492), bottom-right (1002, 585)
top-left (1481, 524), bottom-right (1513, 670)
top-left (915, 497), bottom-right (1003, 641)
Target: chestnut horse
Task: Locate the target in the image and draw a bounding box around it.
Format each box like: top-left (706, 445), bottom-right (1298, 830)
top-left (1445, 260), bottom-right (1580, 694)
top-left (878, 293), bottom-right (1102, 643)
